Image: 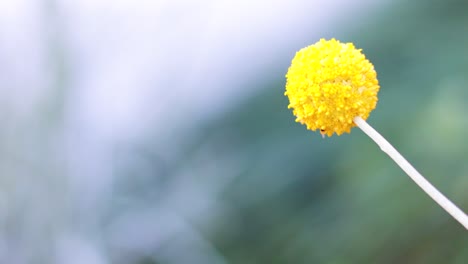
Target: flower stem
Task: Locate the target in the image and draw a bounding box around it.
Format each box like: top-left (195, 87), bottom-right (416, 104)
top-left (353, 116), bottom-right (468, 230)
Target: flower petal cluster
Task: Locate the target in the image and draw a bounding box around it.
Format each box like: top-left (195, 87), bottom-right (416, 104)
top-left (285, 38), bottom-right (379, 136)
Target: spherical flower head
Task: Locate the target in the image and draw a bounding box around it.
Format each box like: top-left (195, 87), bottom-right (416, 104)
top-left (285, 38), bottom-right (380, 137)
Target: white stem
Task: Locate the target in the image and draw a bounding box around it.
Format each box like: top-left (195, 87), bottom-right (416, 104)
top-left (353, 116), bottom-right (468, 230)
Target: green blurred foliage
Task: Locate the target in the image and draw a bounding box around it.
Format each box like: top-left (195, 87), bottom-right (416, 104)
top-left (128, 1), bottom-right (468, 263)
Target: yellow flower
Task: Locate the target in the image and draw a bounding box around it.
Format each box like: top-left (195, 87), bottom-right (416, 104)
top-left (285, 38), bottom-right (380, 137)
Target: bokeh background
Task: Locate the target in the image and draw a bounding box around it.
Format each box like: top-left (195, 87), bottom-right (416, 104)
top-left (1, 0), bottom-right (467, 263)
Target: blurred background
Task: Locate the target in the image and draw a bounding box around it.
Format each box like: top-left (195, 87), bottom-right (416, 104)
top-left (0, 0), bottom-right (467, 263)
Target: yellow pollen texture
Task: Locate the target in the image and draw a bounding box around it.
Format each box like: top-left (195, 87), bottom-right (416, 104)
top-left (285, 38), bottom-right (380, 137)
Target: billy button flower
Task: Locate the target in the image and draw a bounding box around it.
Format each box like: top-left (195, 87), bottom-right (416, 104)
top-left (285, 38), bottom-right (379, 137)
top-left (284, 38), bottom-right (468, 229)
